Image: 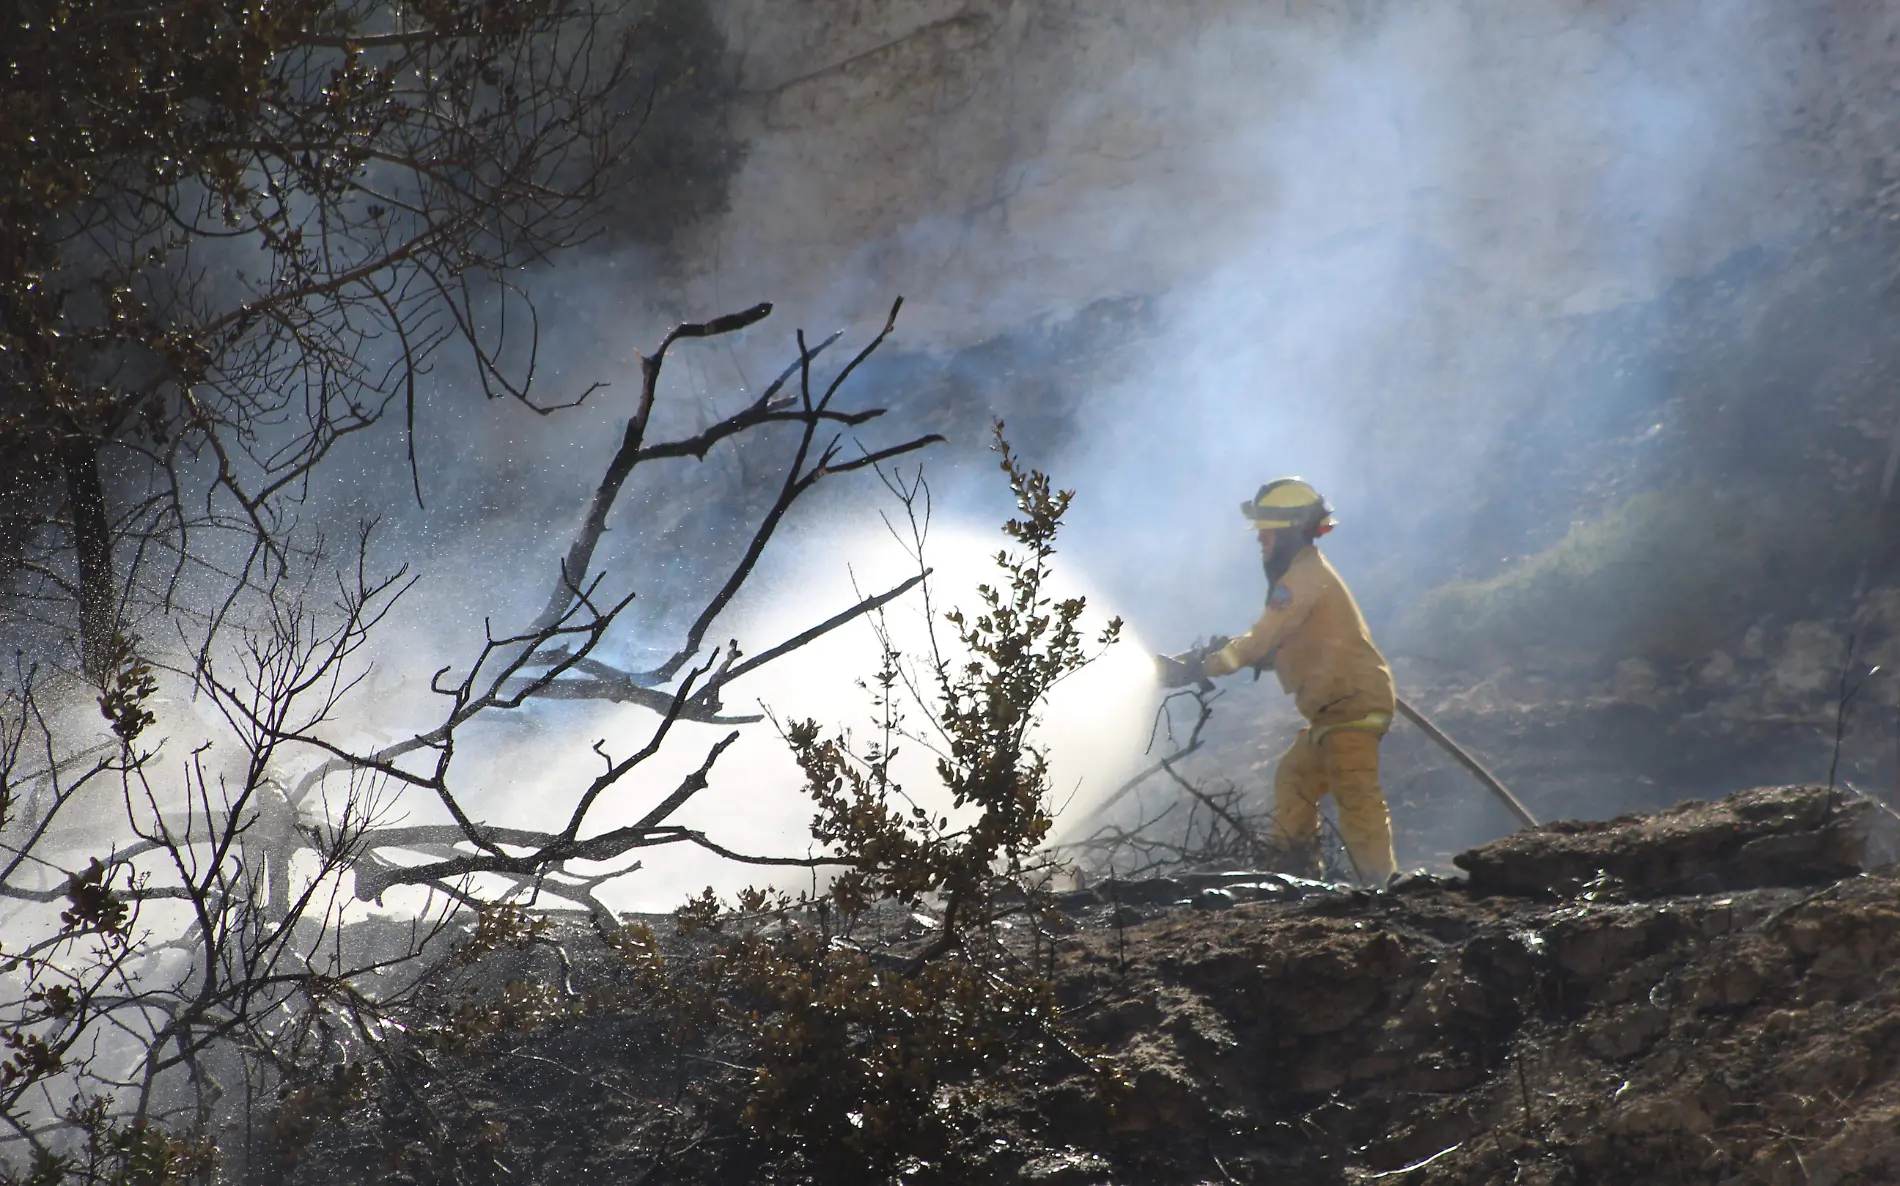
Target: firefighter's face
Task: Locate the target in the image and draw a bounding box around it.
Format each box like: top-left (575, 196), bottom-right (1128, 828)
top-left (1256, 527), bottom-right (1280, 555)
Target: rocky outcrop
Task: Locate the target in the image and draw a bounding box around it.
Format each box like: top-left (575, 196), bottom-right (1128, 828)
top-left (1452, 784), bottom-right (1874, 897)
top-left (1032, 784), bottom-right (1900, 1185)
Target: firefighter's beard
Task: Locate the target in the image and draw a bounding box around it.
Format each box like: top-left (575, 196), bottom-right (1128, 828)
top-left (1262, 531), bottom-right (1308, 589)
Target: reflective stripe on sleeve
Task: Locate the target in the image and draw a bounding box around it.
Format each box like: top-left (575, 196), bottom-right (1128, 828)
top-left (1207, 642), bottom-right (1244, 676)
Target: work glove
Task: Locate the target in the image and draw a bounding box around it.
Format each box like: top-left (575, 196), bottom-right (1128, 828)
top-left (1154, 635), bottom-right (1230, 691)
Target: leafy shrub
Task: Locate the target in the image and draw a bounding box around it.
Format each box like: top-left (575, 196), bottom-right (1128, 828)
top-left (618, 428), bottom-right (1125, 1183)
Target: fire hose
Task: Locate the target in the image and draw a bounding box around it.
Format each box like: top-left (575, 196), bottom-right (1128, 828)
top-left (1100, 648), bottom-right (1540, 830)
top-left (1393, 694), bottom-right (1539, 829)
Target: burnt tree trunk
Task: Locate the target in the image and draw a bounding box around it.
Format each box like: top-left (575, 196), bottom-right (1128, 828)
top-left (62, 438), bottom-right (114, 683)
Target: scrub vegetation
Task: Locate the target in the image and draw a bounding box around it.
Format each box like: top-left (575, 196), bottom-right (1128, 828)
top-left (1409, 486), bottom-right (1873, 672)
top-left (257, 434), bottom-right (1129, 1185)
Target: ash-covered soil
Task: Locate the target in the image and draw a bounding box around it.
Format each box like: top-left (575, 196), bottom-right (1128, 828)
top-left (278, 785), bottom-right (1900, 1185)
top-left (1035, 785), bottom-right (1900, 1186)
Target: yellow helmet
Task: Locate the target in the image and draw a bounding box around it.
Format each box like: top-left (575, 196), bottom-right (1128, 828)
top-left (1240, 478), bottom-right (1335, 532)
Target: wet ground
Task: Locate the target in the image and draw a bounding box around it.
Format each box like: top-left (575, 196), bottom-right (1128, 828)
top-left (1024, 785), bottom-right (1900, 1185)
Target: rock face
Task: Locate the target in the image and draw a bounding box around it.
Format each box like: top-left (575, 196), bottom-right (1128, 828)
top-left (683, 0), bottom-right (1900, 339)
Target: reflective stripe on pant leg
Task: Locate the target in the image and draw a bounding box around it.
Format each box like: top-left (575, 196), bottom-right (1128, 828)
top-left (1321, 728), bottom-right (1395, 882)
top-left (1307, 711), bottom-right (1392, 747)
top-left (1272, 729), bottom-right (1325, 860)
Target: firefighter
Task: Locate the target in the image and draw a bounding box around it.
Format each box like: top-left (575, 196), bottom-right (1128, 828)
top-left (1161, 479), bottom-right (1398, 883)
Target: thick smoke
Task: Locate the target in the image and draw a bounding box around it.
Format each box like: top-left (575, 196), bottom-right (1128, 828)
top-left (274, 0), bottom-right (1889, 898)
top-left (526, 0), bottom-right (1853, 652)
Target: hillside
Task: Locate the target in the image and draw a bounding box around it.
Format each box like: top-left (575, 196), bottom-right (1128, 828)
top-left (274, 783), bottom-right (1900, 1185)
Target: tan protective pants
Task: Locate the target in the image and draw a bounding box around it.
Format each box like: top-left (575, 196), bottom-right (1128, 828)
top-left (1271, 726), bottom-right (1396, 883)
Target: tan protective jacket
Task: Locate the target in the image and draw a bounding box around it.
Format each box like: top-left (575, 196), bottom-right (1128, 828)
top-left (1201, 545), bottom-right (1395, 727)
